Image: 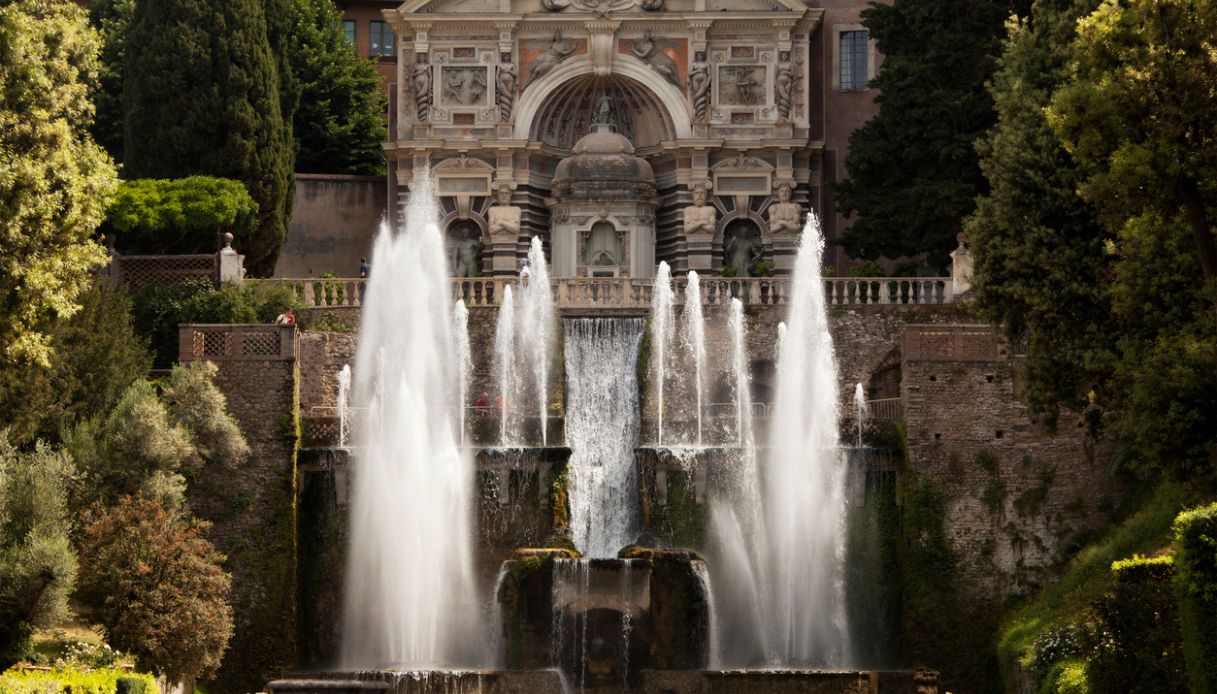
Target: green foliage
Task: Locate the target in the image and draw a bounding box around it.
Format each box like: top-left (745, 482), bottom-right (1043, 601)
top-left (998, 482), bottom-right (1186, 688)
top-left (160, 360), bottom-right (249, 469)
top-left (103, 177), bottom-right (258, 255)
top-left (0, 283), bottom-right (150, 447)
top-left (0, 666), bottom-right (157, 694)
top-left (0, 0), bottom-right (117, 366)
top-left (834, 0), bottom-right (1015, 268)
top-left (1043, 658), bottom-right (1089, 694)
top-left (130, 279), bottom-right (301, 367)
top-left (86, 0), bottom-right (134, 160)
top-left (122, 0), bottom-right (294, 276)
top-left (77, 496), bottom-right (233, 682)
top-left (289, 0), bottom-right (387, 175)
top-left (1088, 555), bottom-right (1187, 693)
top-left (0, 438), bottom-right (77, 663)
top-left (1172, 502), bottom-right (1217, 693)
top-left (848, 260), bottom-right (883, 278)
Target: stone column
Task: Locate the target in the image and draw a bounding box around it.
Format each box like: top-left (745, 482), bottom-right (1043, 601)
top-left (950, 241), bottom-right (973, 298)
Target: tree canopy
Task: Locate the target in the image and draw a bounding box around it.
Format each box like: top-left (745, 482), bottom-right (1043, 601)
top-left (0, 0), bottom-right (117, 366)
top-left (122, 0), bottom-right (294, 276)
top-left (103, 177), bottom-right (258, 255)
top-left (834, 0), bottom-right (1018, 269)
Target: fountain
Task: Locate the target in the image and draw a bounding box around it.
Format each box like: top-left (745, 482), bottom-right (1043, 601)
top-left (518, 237), bottom-right (556, 446)
top-left (854, 382), bottom-right (868, 449)
top-left (338, 177), bottom-right (483, 669)
top-left (336, 364), bottom-right (351, 449)
top-left (454, 302), bottom-right (471, 446)
top-left (493, 286), bottom-right (517, 445)
top-left (650, 262), bottom-right (675, 446)
top-left (681, 272), bottom-right (707, 446)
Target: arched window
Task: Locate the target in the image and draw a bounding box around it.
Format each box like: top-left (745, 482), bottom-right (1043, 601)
top-left (585, 222), bottom-right (620, 276)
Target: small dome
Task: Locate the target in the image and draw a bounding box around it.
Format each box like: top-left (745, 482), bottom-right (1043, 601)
top-left (552, 124), bottom-right (656, 202)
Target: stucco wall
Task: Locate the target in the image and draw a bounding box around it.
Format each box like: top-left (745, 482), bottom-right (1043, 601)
top-left (276, 174), bottom-right (388, 278)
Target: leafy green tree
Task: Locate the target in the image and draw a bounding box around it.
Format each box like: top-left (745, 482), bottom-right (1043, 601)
top-left (289, 0), bottom-right (387, 175)
top-left (0, 437), bottom-right (77, 663)
top-left (0, 0), bottom-right (118, 366)
top-left (834, 0), bottom-right (1016, 268)
top-left (0, 283), bottom-right (150, 447)
top-left (965, 0), bottom-right (1111, 423)
top-left (77, 495), bottom-right (233, 683)
top-left (122, 0), bottom-right (293, 276)
top-left (87, 0), bottom-right (133, 160)
top-left (161, 360), bottom-right (249, 470)
top-left (103, 177), bottom-right (258, 255)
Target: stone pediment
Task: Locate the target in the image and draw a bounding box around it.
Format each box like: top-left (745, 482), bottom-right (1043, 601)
top-left (395, 0), bottom-right (808, 17)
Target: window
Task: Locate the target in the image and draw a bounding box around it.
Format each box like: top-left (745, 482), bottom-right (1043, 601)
top-left (839, 30), bottom-right (869, 91)
top-left (343, 20), bottom-right (356, 47)
top-left (369, 20), bottom-right (395, 58)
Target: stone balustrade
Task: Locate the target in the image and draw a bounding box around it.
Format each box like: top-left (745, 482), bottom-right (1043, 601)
top-left (178, 324), bottom-right (298, 362)
top-left (261, 276), bottom-right (954, 309)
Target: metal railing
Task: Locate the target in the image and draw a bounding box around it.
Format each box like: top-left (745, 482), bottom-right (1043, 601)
top-left (260, 276), bottom-right (953, 309)
top-left (866, 397), bottom-right (903, 422)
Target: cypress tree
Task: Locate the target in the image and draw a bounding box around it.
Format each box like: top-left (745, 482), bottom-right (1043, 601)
top-left (122, 0), bottom-right (294, 276)
top-left (834, 0), bottom-right (1017, 269)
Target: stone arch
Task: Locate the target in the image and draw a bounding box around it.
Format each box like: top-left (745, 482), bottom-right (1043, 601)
top-left (514, 56), bottom-right (693, 142)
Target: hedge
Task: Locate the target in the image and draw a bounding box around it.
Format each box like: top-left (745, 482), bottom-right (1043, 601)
top-left (1088, 554), bottom-right (1186, 693)
top-left (1173, 503), bottom-right (1217, 694)
top-left (104, 177), bottom-right (257, 255)
top-left (0, 666), bottom-right (158, 694)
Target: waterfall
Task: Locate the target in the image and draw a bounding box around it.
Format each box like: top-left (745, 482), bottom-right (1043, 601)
top-left (650, 262), bottom-right (675, 446)
top-left (340, 176), bottom-right (481, 668)
top-left (681, 271), bottom-right (707, 447)
top-left (564, 318), bottom-right (644, 558)
top-left (854, 382), bottom-right (868, 448)
top-left (493, 286), bottom-right (517, 445)
top-left (518, 237), bottom-right (555, 446)
top-left (453, 301), bottom-right (471, 447)
top-left (336, 364), bottom-right (351, 449)
top-left (707, 211), bottom-right (852, 667)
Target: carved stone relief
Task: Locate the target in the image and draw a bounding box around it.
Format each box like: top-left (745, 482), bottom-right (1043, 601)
top-left (719, 66), bottom-right (765, 106)
top-left (440, 66), bottom-right (489, 106)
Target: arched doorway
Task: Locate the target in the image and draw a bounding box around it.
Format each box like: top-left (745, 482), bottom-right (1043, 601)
top-left (585, 221), bottom-right (621, 276)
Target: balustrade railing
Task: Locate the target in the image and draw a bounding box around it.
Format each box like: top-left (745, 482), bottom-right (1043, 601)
top-left (260, 275), bottom-right (953, 309)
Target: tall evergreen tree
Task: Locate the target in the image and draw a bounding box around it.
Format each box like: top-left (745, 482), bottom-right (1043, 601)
top-left (289, 0), bottom-right (387, 175)
top-left (122, 0), bottom-right (294, 276)
top-left (87, 0), bottom-right (133, 161)
top-left (834, 0), bottom-right (1016, 268)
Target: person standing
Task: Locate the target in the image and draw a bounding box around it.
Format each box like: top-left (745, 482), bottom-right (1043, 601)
top-left (519, 258), bottom-right (530, 281)
top-left (359, 257), bottom-right (370, 303)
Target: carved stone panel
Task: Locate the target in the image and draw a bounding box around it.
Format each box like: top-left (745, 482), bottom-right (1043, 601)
top-left (718, 65), bottom-right (766, 106)
top-left (439, 66), bottom-right (491, 107)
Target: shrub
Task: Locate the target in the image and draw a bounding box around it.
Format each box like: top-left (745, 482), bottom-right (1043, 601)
top-left (160, 360), bottom-right (249, 469)
top-left (1087, 554), bottom-right (1186, 693)
top-left (77, 496), bottom-right (233, 682)
top-left (1173, 503), bottom-right (1217, 694)
top-left (103, 177), bottom-right (257, 255)
top-left (0, 666), bottom-right (157, 694)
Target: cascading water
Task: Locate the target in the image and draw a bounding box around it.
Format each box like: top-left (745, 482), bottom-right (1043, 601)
top-left (564, 318), bottom-right (644, 558)
top-left (707, 211), bottom-right (852, 667)
top-left (341, 178), bottom-right (482, 668)
top-left (518, 237), bottom-right (555, 445)
top-left (493, 286), bottom-right (517, 445)
top-left (337, 364), bottom-right (351, 449)
top-left (853, 382), bottom-right (867, 448)
top-left (650, 262), bottom-right (675, 445)
top-left (453, 301), bottom-right (471, 447)
top-left (681, 271), bottom-right (707, 446)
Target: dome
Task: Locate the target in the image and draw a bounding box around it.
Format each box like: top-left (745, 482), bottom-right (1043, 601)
top-left (551, 124), bottom-right (657, 202)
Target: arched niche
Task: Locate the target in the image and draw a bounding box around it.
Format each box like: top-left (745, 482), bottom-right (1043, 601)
top-left (532, 75), bottom-right (677, 150)
top-left (722, 218), bottom-right (764, 277)
top-left (445, 218), bottom-right (483, 278)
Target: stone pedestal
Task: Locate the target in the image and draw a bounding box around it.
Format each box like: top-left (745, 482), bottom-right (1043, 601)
top-left (684, 233), bottom-right (715, 272)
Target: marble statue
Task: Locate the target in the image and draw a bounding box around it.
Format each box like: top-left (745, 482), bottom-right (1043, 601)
top-left (496, 57), bottom-right (517, 121)
top-left (411, 54), bottom-right (432, 122)
top-left (449, 227), bottom-right (482, 277)
top-left (724, 223), bottom-right (764, 276)
top-left (631, 32), bottom-right (681, 87)
top-left (526, 33), bottom-right (576, 83)
top-left (593, 93), bottom-right (613, 126)
top-left (775, 56), bottom-right (793, 121)
top-left (639, 0), bottom-right (665, 10)
top-left (488, 187), bottom-right (521, 237)
top-left (683, 186), bottom-right (717, 236)
top-left (689, 52), bottom-right (710, 122)
top-left (767, 184), bottom-right (802, 235)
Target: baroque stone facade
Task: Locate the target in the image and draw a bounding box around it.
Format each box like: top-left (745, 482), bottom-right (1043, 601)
top-left (384, 0), bottom-right (827, 276)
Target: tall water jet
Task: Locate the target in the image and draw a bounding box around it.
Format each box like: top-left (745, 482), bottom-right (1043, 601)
top-left (341, 178), bottom-right (481, 668)
top-left (564, 318), bottom-right (644, 557)
top-left (337, 364), bottom-right (351, 449)
top-left (765, 211), bottom-right (851, 664)
top-left (517, 237), bottom-right (555, 445)
top-left (453, 301), bottom-right (471, 446)
top-left (853, 382), bottom-right (867, 448)
top-left (681, 271), bottom-right (707, 446)
top-left (728, 299), bottom-right (753, 448)
top-left (775, 321), bottom-right (786, 363)
top-left (493, 286), bottom-right (517, 445)
top-left (650, 262), bottom-right (675, 445)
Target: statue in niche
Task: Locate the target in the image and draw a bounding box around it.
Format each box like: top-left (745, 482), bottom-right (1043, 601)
top-left (689, 51), bottom-right (710, 122)
top-left (767, 183), bottom-right (802, 235)
top-left (496, 55), bottom-right (516, 122)
top-left (411, 53), bottom-right (432, 121)
top-left (631, 32), bottom-right (682, 87)
top-left (775, 53), bottom-right (793, 121)
top-left (447, 222), bottom-right (482, 277)
top-left (593, 93), bottom-right (613, 127)
top-left (487, 187), bottom-right (521, 237)
top-left (683, 185), bottom-right (717, 237)
top-left (724, 220), bottom-right (764, 276)
top-left (526, 33), bottom-right (577, 83)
